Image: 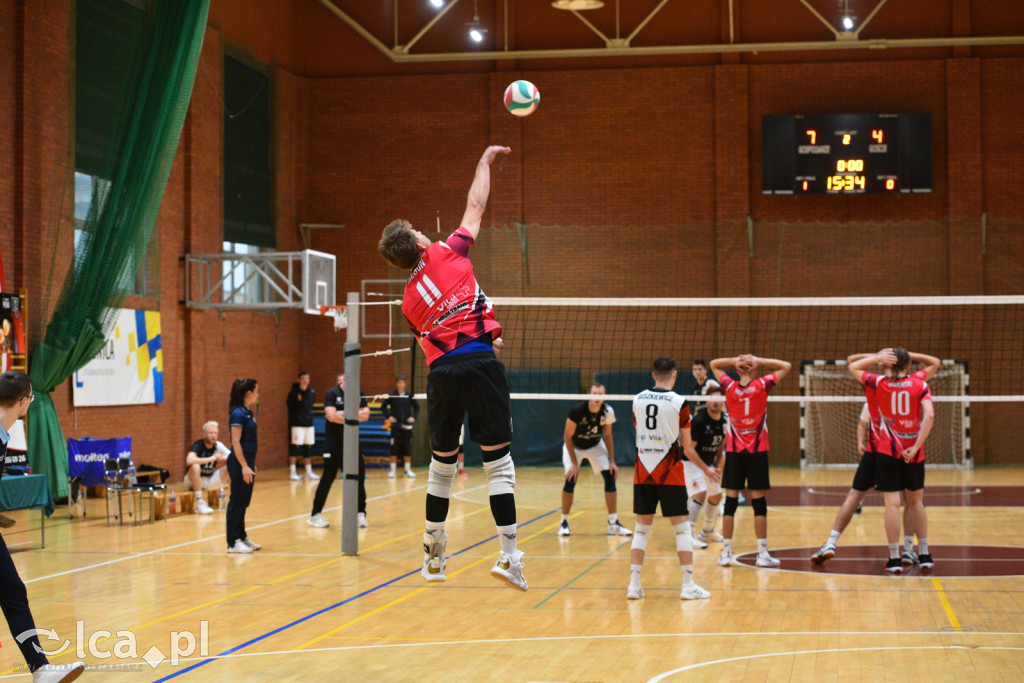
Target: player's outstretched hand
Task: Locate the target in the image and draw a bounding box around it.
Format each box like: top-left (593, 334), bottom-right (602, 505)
top-left (565, 463), bottom-right (579, 483)
top-left (481, 145), bottom-right (511, 165)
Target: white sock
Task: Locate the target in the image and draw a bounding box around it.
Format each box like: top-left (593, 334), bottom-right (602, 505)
top-left (688, 497), bottom-right (703, 527)
top-left (390, 463), bottom-right (397, 473)
top-left (702, 500), bottom-right (718, 531)
top-left (888, 543), bottom-right (900, 559)
top-left (630, 564), bottom-right (642, 581)
top-left (289, 464), bottom-right (297, 473)
top-left (305, 464), bottom-right (315, 474)
top-left (828, 529), bottom-right (841, 546)
top-left (561, 513), bottom-right (569, 524)
top-left (608, 513), bottom-right (618, 524)
top-left (425, 521), bottom-right (445, 539)
top-left (496, 524), bottom-right (518, 555)
top-left (757, 538), bottom-right (768, 555)
top-left (681, 564), bottom-right (694, 587)
top-left (723, 539), bottom-right (732, 553)
top-left (904, 535), bottom-right (915, 553)
top-left (918, 538), bottom-right (929, 555)
top-left (405, 463), bottom-right (413, 472)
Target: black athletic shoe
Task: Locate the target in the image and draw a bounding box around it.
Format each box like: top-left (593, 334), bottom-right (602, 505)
top-left (918, 553), bottom-right (934, 568)
top-left (855, 503), bottom-right (863, 515)
top-left (885, 558), bottom-right (903, 574)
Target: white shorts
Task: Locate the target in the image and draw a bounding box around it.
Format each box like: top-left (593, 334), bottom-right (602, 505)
top-left (683, 460), bottom-right (721, 498)
top-left (562, 442), bottom-right (610, 475)
top-left (184, 467), bottom-right (227, 491)
top-left (291, 426), bottom-right (315, 446)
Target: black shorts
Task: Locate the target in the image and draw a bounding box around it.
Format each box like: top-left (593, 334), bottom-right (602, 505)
top-left (426, 351), bottom-right (513, 452)
top-left (875, 455), bottom-right (925, 492)
top-left (722, 451), bottom-right (771, 491)
top-left (851, 451), bottom-right (878, 492)
top-left (633, 483), bottom-right (689, 517)
top-left (391, 428), bottom-right (413, 456)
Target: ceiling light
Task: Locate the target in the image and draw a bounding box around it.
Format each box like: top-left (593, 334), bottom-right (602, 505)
top-left (429, 0), bottom-right (444, 7)
top-left (551, 0), bottom-right (605, 9)
top-left (842, 15), bottom-right (854, 30)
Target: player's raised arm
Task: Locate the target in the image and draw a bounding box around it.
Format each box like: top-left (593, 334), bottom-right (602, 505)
top-left (752, 357), bottom-right (792, 382)
top-left (909, 351), bottom-right (942, 379)
top-left (709, 357), bottom-right (737, 383)
top-left (460, 145), bottom-right (511, 241)
top-left (848, 350), bottom-right (896, 382)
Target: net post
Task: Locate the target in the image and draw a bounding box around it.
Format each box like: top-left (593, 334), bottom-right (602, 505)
top-left (342, 291), bottom-right (361, 556)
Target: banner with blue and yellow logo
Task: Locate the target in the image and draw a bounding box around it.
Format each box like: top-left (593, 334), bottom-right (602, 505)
top-left (73, 309), bottom-right (164, 406)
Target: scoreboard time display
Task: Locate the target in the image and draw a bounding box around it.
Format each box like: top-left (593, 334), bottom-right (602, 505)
top-left (762, 113), bottom-right (932, 195)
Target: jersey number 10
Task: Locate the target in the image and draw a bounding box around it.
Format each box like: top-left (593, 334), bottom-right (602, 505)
top-left (891, 390), bottom-right (911, 416)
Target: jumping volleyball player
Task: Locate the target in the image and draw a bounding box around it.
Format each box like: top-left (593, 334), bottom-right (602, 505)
top-left (378, 145), bottom-right (526, 590)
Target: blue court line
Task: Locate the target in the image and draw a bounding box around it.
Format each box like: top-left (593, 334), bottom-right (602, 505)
top-left (154, 509), bottom-right (556, 681)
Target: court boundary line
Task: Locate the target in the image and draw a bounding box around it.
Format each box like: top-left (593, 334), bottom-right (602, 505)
top-left (645, 644), bottom-right (1024, 681)
top-left (21, 484), bottom-right (437, 584)
top-left (151, 509), bottom-right (557, 682)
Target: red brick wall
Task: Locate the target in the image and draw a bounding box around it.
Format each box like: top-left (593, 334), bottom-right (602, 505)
top-left (3, 0), bottom-right (1022, 482)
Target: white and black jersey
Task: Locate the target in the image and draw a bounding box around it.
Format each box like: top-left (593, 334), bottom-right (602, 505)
top-left (689, 408), bottom-right (725, 467)
top-left (632, 387), bottom-right (690, 487)
top-left (567, 402), bottom-right (615, 450)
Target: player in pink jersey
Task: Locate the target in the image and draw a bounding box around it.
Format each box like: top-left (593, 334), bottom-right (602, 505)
top-left (709, 354), bottom-right (791, 568)
top-left (811, 350), bottom-right (940, 565)
top-left (378, 145), bottom-right (527, 591)
top-left (849, 348), bottom-right (935, 574)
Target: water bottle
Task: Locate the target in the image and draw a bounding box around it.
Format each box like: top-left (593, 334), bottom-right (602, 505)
top-left (219, 488), bottom-right (227, 510)
top-left (169, 488), bottom-right (177, 515)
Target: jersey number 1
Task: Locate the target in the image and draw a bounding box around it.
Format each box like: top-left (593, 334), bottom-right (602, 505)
top-left (645, 404), bottom-right (658, 430)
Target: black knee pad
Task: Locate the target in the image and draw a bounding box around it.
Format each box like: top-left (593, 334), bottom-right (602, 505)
top-left (433, 453), bottom-right (458, 465)
top-left (482, 444), bottom-right (511, 462)
top-left (601, 469), bottom-right (616, 493)
top-left (723, 496), bottom-right (739, 517)
top-left (751, 497), bottom-right (767, 517)
top-left (563, 476), bottom-right (576, 494)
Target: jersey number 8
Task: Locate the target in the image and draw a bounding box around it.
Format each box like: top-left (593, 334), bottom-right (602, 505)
top-left (645, 404), bottom-right (658, 430)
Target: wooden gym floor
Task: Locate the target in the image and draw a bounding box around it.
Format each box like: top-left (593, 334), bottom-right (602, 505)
top-left (1, 465), bottom-right (1023, 682)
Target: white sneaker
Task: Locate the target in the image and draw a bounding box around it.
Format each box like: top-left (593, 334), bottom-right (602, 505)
top-left (557, 521), bottom-right (571, 537)
top-left (607, 520), bottom-right (633, 536)
top-left (717, 549), bottom-right (738, 566)
top-left (680, 583), bottom-right (711, 600)
top-left (756, 552), bottom-right (781, 568)
top-left (422, 531), bottom-right (448, 582)
top-left (627, 581), bottom-right (645, 599)
top-left (691, 532), bottom-right (709, 550)
top-left (404, 469), bottom-right (417, 478)
top-left (242, 537), bottom-right (262, 551)
top-left (32, 662), bottom-right (85, 683)
top-left (306, 469), bottom-right (320, 481)
top-left (307, 513), bottom-right (329, 528)
top-left (290, 471), bottom-right (302, 481)
top-left (699, 530), bottom-right (724, 543)
top-left (387, 470), bottom-right (397, 479)
top-left (228, 539), bottom-right (253, 554)
top-left (490, 549), bottom-right (528, 591)
top-left (357, 512), bottom-right (369, 528)
top-left (811, 543), bottom-right (836, 564)
top-left (195, 500), bottom-right (214, 515)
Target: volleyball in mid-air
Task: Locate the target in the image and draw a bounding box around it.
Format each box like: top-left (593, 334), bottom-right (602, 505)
top-left (504, 80), bottom-right (540, 117)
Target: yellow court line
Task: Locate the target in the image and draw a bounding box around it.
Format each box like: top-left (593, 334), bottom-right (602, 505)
top-left (931, 577), bottom-right (963, 632)
top-left (1, 507), bottom-right (493, 674)
top-left (294, 512), bottom-right (582, 651)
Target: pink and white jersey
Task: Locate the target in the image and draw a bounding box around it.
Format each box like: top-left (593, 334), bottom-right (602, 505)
top-left (402, 227), bottom-right (502, 366)
top-left (863, 369), bottom-right (927, 453)
top-left (719, 373), bottom-right (777, 453)
top-left (862, 372), bottom-right (932, 463)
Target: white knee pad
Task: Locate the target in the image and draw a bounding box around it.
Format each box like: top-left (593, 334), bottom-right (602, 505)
top-left (482, 454), bottom-right (515, 496)
top-left (673, 521), bottom-right (693, 553)
top-left (427, 459), bottom-right (457, 498)
top-left (631, 522), bottom-right (652, 552)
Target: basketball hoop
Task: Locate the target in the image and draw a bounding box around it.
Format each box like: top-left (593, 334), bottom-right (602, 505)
top-left (319, 305), bottom-right (348, 331)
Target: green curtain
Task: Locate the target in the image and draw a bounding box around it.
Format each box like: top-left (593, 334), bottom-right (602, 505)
top-left (28, 0), bottom-right (209, 499)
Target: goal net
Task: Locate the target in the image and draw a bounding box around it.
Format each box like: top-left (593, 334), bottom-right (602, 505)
top-left (801, 360), bottom-right (968, 468)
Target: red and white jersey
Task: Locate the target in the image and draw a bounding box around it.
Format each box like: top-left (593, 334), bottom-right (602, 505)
top-left (632, 388), bottom-right (689, 486)
top-left (402, 227), bottom-right (503, 366)
top-left (861, 372), bottom-right (932, 463)
top-left (719, 373), bottom-right (777, 453)
top-left (863, 369), bottom-right (926, 453)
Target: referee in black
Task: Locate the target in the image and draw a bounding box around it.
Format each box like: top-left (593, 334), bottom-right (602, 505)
top-left (0, 371), bottom-right (85, 682)
top-left (307, 373), bottom-right (368, 529)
